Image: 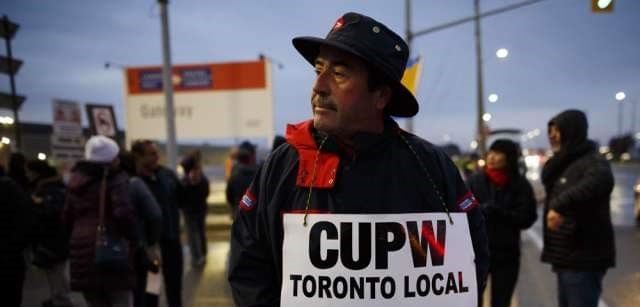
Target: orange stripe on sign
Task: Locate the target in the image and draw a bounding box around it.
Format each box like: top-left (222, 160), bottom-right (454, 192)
top-left (126, 60), bottom-right (266, 94)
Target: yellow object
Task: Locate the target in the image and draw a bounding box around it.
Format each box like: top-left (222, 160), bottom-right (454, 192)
top-left (401, 56), bottom-right (423, 96)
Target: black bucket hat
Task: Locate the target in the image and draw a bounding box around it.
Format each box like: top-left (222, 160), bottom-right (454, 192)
top-left (292, 12), bottom-right (419, 117)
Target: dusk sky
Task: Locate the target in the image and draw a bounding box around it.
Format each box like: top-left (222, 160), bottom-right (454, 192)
top-left (2, 0), bottom-right (639, 149)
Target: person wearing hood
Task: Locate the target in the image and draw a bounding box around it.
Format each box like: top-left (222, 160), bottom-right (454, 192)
top-left (541, 109), bottom-right (615, 307)
top-left (466, 139), bottom-right (537, 307)
top-left (63, 136), bottom-right (136, 307)
top-left (228, 12), bottom-right (489, 307)
top-left (26, 159), bottom-right (74, 307)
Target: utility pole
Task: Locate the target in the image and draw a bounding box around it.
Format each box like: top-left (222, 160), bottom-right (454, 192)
top-left (158, 0), bottom-right (177, 170)
top-left (631, 99), bottom-right (637, 134)
top-left (473, 0), bottom-right (487, 155)
top-left (405, 0), bottom-right (414, 133)
top-left (404, 0), bottom-right (547, 155)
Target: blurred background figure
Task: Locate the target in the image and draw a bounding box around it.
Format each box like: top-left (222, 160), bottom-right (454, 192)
top-left (63, 136), bottom-right (136, 307)
top-left (9, 152), bottom-right (29, 191)
top-left (226, 141), bottom-right (257, 220)
top-left (132, 140), bottom-right (184, 307)
top-left (0, 173), bottom-right (32, 307)
top-left (119, 152), bottom-right (162, 307)
top-left (224, 146), bottom-right (240, 181)
top-left (466, 139), bottom-right (537, 307)
top-left (180, 149), bottom-right (210, 268)
top-left (541, 110), bottom-right (615, 307)
top-left (26, 159), bottom-right (74, 307)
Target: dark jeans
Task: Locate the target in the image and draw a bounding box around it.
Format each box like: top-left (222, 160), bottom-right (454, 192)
top-left (183, 210), bottom-right (207, 262)
top-left (148, 239), bottom-right (183, 307)
top-left (133, 249), bottom-right (149, 307)
top-left (0, 255), bottom-right (26, 307)
top-left (556, 269), bottom-right (606, 307)
top-left (481, 257), bottom-right (519, 307)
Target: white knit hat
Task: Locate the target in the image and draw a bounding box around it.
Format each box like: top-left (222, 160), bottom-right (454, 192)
top-left (85, 135), bottom-right (119, 163)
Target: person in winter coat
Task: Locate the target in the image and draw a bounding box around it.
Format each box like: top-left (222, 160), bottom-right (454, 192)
top-left (541, 109), bottom-right (615, 307)
top-left (131, 140), bottom-right (185, 307)
top-left (228, 12), bottom-right (489, 307)
top-left (226, 141), bottom-right (258, 221)
top-left (26, 159), bottom-right (74, 307)
top-left (467, 139), bottom-right (537, 307)
top-left (118, 152), bottom-right (162, 307)
top-left (0, 175), bottom-right (32, 307)
top-left (180, 150), bottom-right (210, 268)
top-left (8, 152), bottom-right (30, 191)
top-left (63, 136), bottom-right (137, 307)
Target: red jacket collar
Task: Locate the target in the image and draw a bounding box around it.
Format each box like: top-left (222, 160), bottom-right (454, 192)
top-left (285, 120), bottom-right (339, 189)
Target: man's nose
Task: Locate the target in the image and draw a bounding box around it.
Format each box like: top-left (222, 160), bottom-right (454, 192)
top-left (312, 70), bottom-right (330, 96)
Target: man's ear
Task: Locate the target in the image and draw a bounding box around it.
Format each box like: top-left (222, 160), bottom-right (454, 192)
top-left (374, 86), bottom-right (392, 111)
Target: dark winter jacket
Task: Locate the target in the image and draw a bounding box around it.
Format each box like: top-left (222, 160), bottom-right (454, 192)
top-left (30, 176), bottom-right (70, 265)
top-left (541, 110), bottom-right (615, 270)
top-left (228, 118), bottom-right (489, 307)
top-left (128, 176), bottom-right (162, 246)
top-left (0, 176), bottom-right (32, 262)
top-left (140, 166), bottom-right (184, 241)
top-left (181, 174), bottom-right (210, 214)
top-left (62, 161), bottom-right (136, 291)
top-left (467, 171), bottom-right (537, 260)
top-left (226, 163), bottom-right (258, 210)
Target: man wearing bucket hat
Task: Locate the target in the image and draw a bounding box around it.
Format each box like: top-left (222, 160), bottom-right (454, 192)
top-left (229, 12), bottom-right (488, 307)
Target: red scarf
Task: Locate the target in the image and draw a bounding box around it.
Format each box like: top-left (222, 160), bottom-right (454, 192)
top-left (485, 167), bottom-right (509, 188)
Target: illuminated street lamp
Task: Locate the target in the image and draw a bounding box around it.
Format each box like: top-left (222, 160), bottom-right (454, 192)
top-left (488, 94), bottom-right (499, 103)
top-left (0, 116), bottom-right (14, 125)
top-left (1, 136), bottom-right (10, 145)
top-left (616, 91), bottom-right (625, 136)
top-left (470, 140), bottom-right (479, 150)
top-left (38, 152), bottom-right (47, 160)
top-left (496, 48), bottom-right (509, 59)
top-left (482, 112), bottom-right (492, 122)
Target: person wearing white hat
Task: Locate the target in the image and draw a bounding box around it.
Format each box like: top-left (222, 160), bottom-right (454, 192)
top-left (84, 135), bottom-right (120, 164)
top-left (63, 135), bottom-right (137, 307)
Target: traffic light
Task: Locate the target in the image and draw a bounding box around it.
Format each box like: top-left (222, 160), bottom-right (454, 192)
top-left (592, 0), bottom-right (614, 13)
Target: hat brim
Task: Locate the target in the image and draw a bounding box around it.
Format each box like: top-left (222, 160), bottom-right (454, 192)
top-left (293, 36), bottom-right (419, 118)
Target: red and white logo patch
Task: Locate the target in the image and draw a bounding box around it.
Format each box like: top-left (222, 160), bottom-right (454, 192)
top-left (456, 191), bottom-right (479, 212)
top-left (332, 17), bottom-right (344, 31)
top-left (239, 189), bottom-right (257, 212)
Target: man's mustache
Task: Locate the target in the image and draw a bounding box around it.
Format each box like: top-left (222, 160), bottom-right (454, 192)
top-left (314, 97), bottom-right (337, 110)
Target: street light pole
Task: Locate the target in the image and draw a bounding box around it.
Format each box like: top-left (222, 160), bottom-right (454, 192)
top-left (474, 0), bottom-right (487, 156)
top-left (616, 91), bottom-right (626, 137)
top-left (158, 0), bottom-right (177, 171)
top-left (618, 100), bottom-right (623, 136)
top-left (404, 0), bottom-right (546, 152)
top-left (405, 0), bottom-right (414, 133)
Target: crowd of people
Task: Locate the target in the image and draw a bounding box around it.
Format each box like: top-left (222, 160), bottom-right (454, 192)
top-left (1, 136), bottom-right (210, 307)
top-left (1, 11), bottom-right (617, 307)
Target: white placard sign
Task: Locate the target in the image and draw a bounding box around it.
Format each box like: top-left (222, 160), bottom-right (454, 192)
top-left (282, 213), bottom-right (477, 307)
